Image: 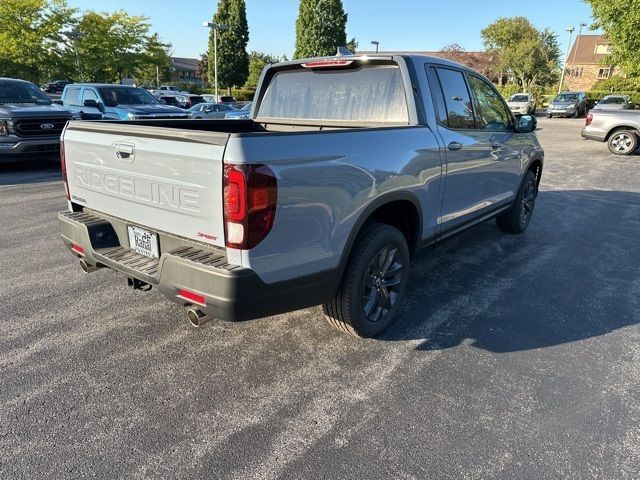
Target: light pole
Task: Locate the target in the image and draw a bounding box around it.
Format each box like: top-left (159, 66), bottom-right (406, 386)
top-left (571, 22), bottom-right (588, 65)
top-left (370, 40), bottom-right (379, 54)
top-left (203, 21), bottom-right (229, 101)
top-left (558, 26), bottom-right (575, 94)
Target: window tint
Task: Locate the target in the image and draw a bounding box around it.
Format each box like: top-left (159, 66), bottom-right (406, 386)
top-left (467, 75), bottom-right (512, 131)
top-left (435, 68), bottom-right (474, 129)
top-left (427, 67), bottom-right (449, 126)
top-left (257, 65), bottom-right (409, 124)
top-left (65, 87), bottom-right (82, 106)
top-left (82, 89), bottom-right (99, 103)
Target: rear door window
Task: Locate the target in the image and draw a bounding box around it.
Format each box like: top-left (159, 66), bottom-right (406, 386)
top-left (65, 87), bottom-right (82, 106)
top-left (257, 65), bottom-right (409, 124)
top-left (434, 68), bottom-right (475, 129)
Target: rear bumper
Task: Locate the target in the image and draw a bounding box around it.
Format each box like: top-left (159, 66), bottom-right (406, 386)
top-left (581, 129), bottom-right (606, 142)
top-left (58, 210), bottom-right (337, 321)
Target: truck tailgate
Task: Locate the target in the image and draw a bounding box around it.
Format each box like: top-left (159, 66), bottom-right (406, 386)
top-left (63, 122), bottom-right (228, 248)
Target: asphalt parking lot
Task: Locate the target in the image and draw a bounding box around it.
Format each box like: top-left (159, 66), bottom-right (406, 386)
top-left (1, 117), bottom-right (639, 479)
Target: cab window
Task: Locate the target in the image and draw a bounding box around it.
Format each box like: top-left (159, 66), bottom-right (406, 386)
top-left (466, 74), bottom-right (513, 131)
top-left (434, 68), bottom-right (475, 129)
top-left (65, 87), bottom-right (82, 106)
top-left (82, 89), bottom-right (100, 104)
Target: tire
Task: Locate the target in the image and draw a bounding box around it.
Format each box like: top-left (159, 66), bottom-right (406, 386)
top-left (322, 223), bottom-right (410, 338)
top-left (573, 109), bottom-right (579, 118)
top-left (546, 114), bottom-right (552, 118)
top-left (607, 131), bottom-right (638, 155)
top-left (496, 170), bottom-right (538, 234)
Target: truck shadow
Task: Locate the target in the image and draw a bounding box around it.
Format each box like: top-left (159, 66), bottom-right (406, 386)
top-left (380, 189), bottom-right (640, 353)
top-left (0, 159), bottom-right (61, 186)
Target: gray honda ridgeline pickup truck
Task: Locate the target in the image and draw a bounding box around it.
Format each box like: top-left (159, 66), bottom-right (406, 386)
top-left (58, 54), bottom-right (543, 337)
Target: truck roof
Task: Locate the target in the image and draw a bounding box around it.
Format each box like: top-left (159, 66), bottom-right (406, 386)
top-left (65, 83), bottom-right (141, 88)
top-left (274, 53), bottom-right (471, 71)
top-left (0, 77), bottom-right (32, 83)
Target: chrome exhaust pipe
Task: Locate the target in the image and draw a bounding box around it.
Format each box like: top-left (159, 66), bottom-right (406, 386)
top-left (79, 259), bottom-right (98, 273)
top-left (187, 308), bottom-right (214, 327)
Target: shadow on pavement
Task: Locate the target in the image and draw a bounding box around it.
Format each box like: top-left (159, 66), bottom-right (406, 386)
top-left (381, 189), bottom-right (640, 353)
top-left (0, 159), bottom-right (61, 186)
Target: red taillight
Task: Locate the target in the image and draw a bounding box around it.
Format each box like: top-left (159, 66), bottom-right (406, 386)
top-left (60, 140), bottom-right (70, 200)
top-left (71, 243), bottom-right (84, 256)
top-left (302, 59), bottom-right (354, 69)
top-left (586, 113), bottom-right (593, 126)
top-left (223, 163), bottom-right (277, 250)
top-left (178, 288), bottom-right (206, 306)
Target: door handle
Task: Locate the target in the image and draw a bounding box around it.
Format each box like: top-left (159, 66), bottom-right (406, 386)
top-left (114, 142), bottom-right (135, 162)
top-left (448, 141), bottom-right (463, 151)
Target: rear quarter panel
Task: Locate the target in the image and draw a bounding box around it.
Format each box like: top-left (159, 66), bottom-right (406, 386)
top-left (224, 126), bottom-right (443, 283)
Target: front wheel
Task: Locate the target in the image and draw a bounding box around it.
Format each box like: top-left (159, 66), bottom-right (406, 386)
top-left (608, 131), bottom-right (638, 155)
top-left (496, 170), bottom-right (538, 234)
top-left (323, 224), bottom-right (410, 338)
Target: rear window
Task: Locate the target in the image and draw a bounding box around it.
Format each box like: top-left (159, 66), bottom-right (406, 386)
top-left (64, 87), bottom-right (82, 106)
top-left (257, 65), bottom-right (409, 124)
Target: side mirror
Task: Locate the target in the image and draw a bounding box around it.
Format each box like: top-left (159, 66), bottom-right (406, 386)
top-left (83, 99), bottom-right (104, 112)
top-left (158, 98), bottom-right (166, 104)
top-left (516, 114), bottom-right (537, 133)
top-left (594, 100), bottom-right (599, 105)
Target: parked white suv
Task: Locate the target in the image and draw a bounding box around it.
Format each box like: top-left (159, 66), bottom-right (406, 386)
top-left (507, 93), bottom-right (536, 115)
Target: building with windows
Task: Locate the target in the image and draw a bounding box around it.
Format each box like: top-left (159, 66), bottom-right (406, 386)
top-left (169, 57), bottom-right (202, 85)
top-left (563, 35), bottom-right (614, 91)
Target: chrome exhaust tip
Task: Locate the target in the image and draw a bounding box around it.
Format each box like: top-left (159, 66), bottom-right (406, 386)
top-left (79, 259), bottom-right (98, 273)
top-left (187, 308), bottom-right (214, 327)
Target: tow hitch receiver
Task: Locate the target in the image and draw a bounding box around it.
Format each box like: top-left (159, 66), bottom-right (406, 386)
top-left (127, 277), bottom-right (152, 291)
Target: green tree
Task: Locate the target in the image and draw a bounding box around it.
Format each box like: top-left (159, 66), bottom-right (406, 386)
top-left (585, 0), bottom-right (640, 78)
top-left (0, 0), bottom-right (76, 82)
top-left (245, 51), bottom-right (279, 88)
top-left (135, 33), bottom-right (172, 86)
top-left (208, 0), bottom-right (249, 89)
top-left (294, 0), bottom-right (348, 59)
top-left (481, 17), bottom-right (560, 90)
top-left (75, 11), bottom-right (168, 83)
top-left (196, 53), bottom-right (209, 85)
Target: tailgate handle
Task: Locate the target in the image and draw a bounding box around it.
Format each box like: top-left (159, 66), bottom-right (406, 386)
top-left (115, 143), bottom-right (135, 162)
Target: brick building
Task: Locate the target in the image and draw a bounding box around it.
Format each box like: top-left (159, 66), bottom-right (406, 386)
top-left (563, 35), bottom-right (615, 91)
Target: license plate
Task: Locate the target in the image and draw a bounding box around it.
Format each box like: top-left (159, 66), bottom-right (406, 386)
top-left (127, 226), bottom-right (159, 258)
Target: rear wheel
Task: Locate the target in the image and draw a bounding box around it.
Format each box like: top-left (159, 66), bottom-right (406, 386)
top-left (607, 131), bottom-right (638, 155)
top-left (323, 224), bottom-right (409, 338)
top-left (496, 170), bottom-right (538, 234)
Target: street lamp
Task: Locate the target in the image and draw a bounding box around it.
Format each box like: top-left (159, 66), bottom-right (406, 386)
top-left (203, 21), bottom-right (229, 101)
top-left (571, 22), bottom-right (588, 65)
top-left (370, 40), bottom-right (379, 54)
top-left (558, 26), bottom-right (575, 94)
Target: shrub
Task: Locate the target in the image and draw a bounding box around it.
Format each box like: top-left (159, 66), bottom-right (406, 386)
top-left (591, 75), bottom-right (640, 93)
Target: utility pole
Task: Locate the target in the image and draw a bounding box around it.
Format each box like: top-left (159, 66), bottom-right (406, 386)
top-left (203, 22), bottom-right (229, 101)
top-left (371, 41), bottom-right (379, 54)
top-left (558, 26), bottom-right (575, 94)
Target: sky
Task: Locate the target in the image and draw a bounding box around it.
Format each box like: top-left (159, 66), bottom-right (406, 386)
top-left (66, 0), bottom-right (598, 59)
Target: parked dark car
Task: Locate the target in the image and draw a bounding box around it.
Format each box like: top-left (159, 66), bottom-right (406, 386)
top-left (157, 94), bottom-right (206, 109)
top-left (61, 84), bottom-right (189, 120)
top-left (41, 80), bottom-right (71, 94)
top-left (546, 91), bottom-right (588, 118)
top-left (0, 77), bottom-right (73, 163)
